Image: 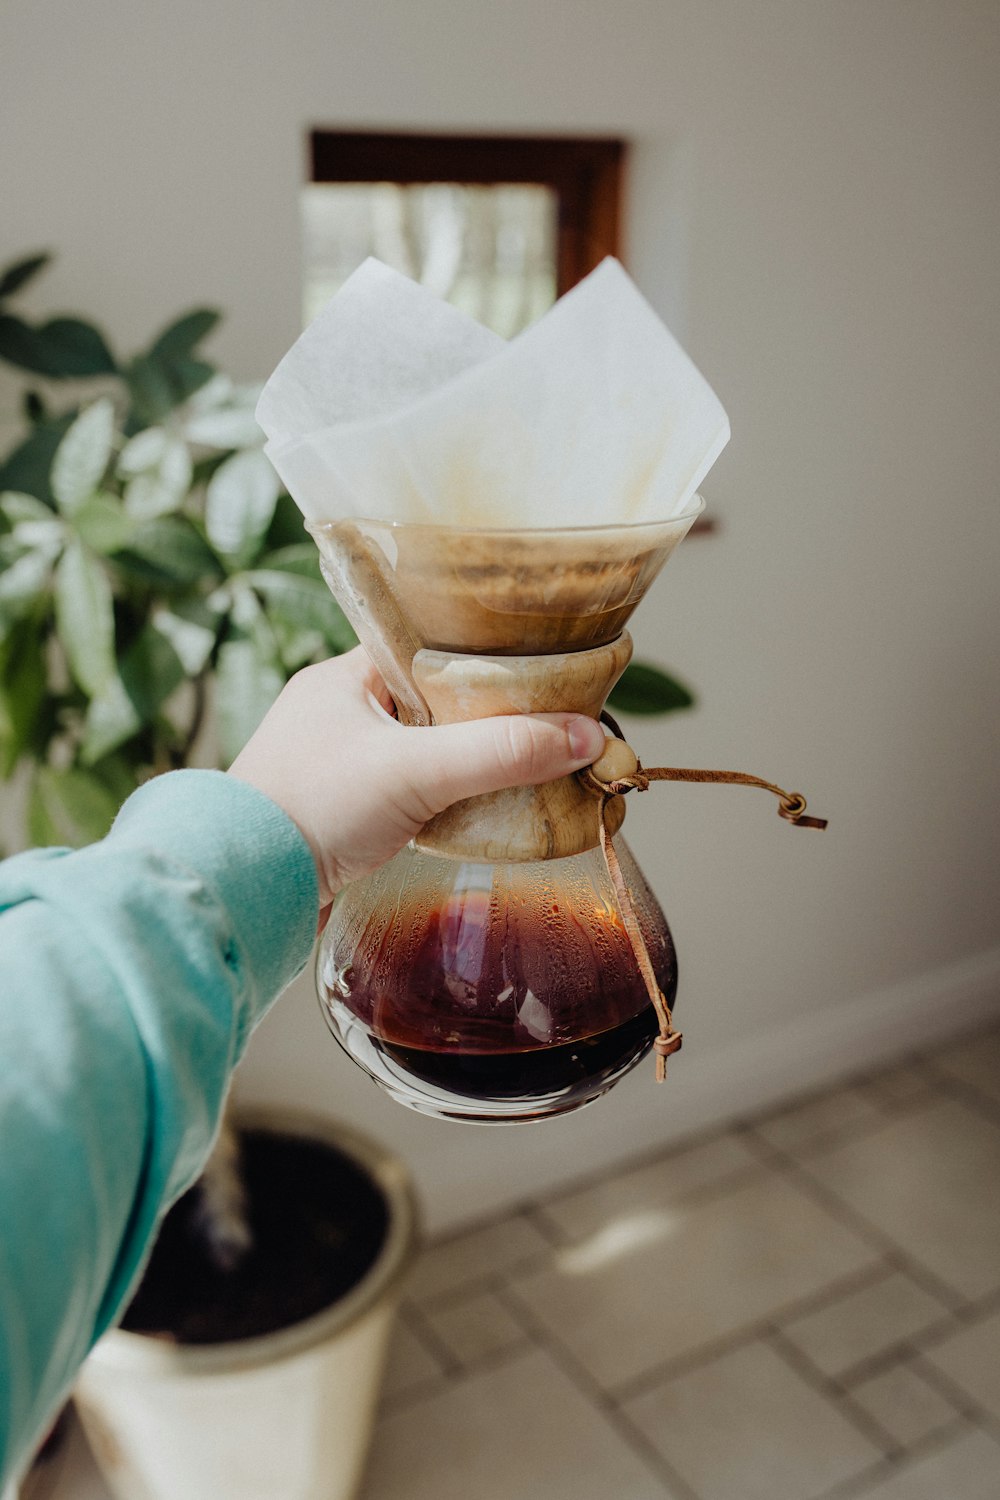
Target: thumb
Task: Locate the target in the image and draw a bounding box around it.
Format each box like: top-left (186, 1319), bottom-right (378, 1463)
top-left (400, 713), bottom-right (607, 816)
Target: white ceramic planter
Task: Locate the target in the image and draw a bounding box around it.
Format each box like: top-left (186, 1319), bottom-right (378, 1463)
top-left (74, 1110), bottom-right (418, 1500)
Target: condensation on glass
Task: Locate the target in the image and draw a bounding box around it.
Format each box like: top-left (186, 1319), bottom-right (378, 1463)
top-left (301, 182), bottom-right (558, 336)
top-left (317, 841), bottom-right (676, 1124)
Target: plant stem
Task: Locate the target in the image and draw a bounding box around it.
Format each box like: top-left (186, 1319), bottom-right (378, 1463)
top-left (172, 671), bottom-right (208, 769)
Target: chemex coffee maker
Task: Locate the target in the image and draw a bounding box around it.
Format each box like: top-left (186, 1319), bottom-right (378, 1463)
top-left (258, 257), bottom-right (825, 1126)
top-left (310, 508), bottom-right (702, 1122)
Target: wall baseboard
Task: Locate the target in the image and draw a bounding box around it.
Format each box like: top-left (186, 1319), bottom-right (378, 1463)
top-left (417, 945), bottom-right (1000, 1231)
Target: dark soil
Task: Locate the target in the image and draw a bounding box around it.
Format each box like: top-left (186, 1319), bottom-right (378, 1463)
top-left (122, 1128), bottom-right (389, 1345)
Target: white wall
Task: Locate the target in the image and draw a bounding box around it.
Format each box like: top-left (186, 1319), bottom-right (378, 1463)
top-left (3, 0), bottom-right (998, 1229)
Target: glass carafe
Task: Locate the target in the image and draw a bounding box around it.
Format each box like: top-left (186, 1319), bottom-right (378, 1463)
top-left (317, 841), bottom-right (676, 1122)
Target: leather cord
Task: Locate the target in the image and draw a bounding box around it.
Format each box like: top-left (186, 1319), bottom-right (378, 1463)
top-left (581, 715), bottom-right (828, 1082)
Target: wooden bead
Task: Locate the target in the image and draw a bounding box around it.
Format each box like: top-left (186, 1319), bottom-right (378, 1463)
top-left (590, 735), bottom-right (639, 783)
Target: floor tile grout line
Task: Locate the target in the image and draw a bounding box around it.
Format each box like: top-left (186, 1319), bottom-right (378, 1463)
top-left (906, 1350), bottom-right (1000, 1442)
top-left (806, 1455), bottom-right (904, 1500)
top-left (399, 1300), bottom-right (465, 1379)
top-left (411, 1026), bottom-right (997, 1268)
top-left (764, 1324), bottom-right (900, 1459)
top-left (915, 1281), bottom-right (1000, 1340)
top-left (749, 1109), bottom-right (910, 1163)
top-left (406, 1033), bottom-right (995, 1292)
top-left (414, 1116), bottom-right (771, 1259)
top-left (834, 1275), bottom-right (1000, 1385)
top-left (380, 1033), bottom-right (1000, 1485)
top-left (389, 1332), bottom-right (536, 1403)
top-left (737, 1124), bottom-right (973, 1313)
top-left (407, 1256), bottom-right (556, 1311)
top-left (604, 1260), bottom-right (890, 1407)
top-left (831, 1318), bottom-right (967, 1391)
top-left (741, 1062), bottom-right (923, 1126)
top-left (523, 1114), bottom-right (784, 1214)
top-left (869, 1245), bottom-right (972, 1321)
top-left (532, 1159), bottom-right (780, 1241)
top-left (805, 1416), bottom-right (977, 1500)
top-left (413, 1280), bottom-right (536, 1377)
top-left (378, 1371), bottom-right (453, 1417)
top-left (918, 1067), bottom-right (1000, 1132)
top-left (855, 1074), bottom-right (942, 1119)
top-left (492, 1281), bottom-right (701, 1500)
top-left (465, 1282), bottom-right (1000, 1492)
top-left (410, 1160), bottom-right (780, 1313)
top-left (522, 1200), bottom-right (571, 1247)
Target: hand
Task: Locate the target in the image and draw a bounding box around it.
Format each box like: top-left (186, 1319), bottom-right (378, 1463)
top-left (228, 649), bottom-right (607, 922)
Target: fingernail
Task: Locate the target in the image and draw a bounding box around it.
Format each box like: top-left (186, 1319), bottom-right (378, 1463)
top-left (566, 716), bottom-right (606, 763)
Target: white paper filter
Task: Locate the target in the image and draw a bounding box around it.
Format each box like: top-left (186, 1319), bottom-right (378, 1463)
top-left (257, 257), bottom-right (729, 529)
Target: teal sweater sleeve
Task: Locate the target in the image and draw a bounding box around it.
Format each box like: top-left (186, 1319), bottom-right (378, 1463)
top-left (0, 770), bottom-right (318, 1485)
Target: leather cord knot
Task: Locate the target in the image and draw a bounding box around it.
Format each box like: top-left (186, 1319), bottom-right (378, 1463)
top-left (580, 714), bottom-right (828, 1083)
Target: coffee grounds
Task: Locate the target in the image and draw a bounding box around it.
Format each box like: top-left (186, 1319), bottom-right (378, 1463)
top-left (122, 1129), bottom-right (389, 1345)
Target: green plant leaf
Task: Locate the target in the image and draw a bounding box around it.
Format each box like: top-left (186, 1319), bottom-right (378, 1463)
top-left (6, 514), bottom-right (62, 556)
top-left (265, 491), bottom-right (308, 550)
top-left (123, 438), bottom-right (192, 520)
top-left (322, 613), bottom-right (357, 655)
top-left (187, 373), bottom-right (233, 411)
top-left (607, 661), bottom-right (695, 717)
top-left (125, 354), bottom-right (176, 425)
top-left (0, 415), bottom-right (74, 504)
top-left (54, 539), bottom-right (116, 696)
top-left (117, 426), bottom-right (168, 476)
top-left (184, 407), bottom-right (262, 450)
top-left (167, 357), bottom-right (215, 406)
top-left (215, 628), bottom-right (283, 763)
top-left (23, 390), bottom-right (48, 425)
top-left (118, 622), bottom-right (185, 725)
top-left (79, 623), bottom-right (185, 764)
top-left (152, 599), bottom-right (219, 675)
top-left (149, 309), bottom-right (220, 362)
top-left (205, 449), bottom-right (281, 559)
top-left (51, 398), bottom-right (115, 515)
top-left (114, 515), bottom-right (222, 588)
top-left (0, 619), bottom-right (46, 776)
top-left (72, 492), bottom-right (133, 555)
top-left (0, 251), bottom-right (51, 301)
top-left (247, 568), bottom-right (356, 651)
top-left (87, 751), bottom-right (139, 805)
top-left (0, 314), bottom-right (116, 378)
top-left (28, 764), bottom-right (120, 847)
top-left (33, 318), bottom-right (117, 377)
top-left (272, 622), bottom-right (324, 673)
top-left (0, 314), bottom-right (51, 375)
top-left (80, 672), bottom-right (140, 764)
top-left (254, 543), bottom-right (321, 578)
top-left (0, 492), bottom-right (54, 526)
top-left (0, 548), bottom-right (55, 622)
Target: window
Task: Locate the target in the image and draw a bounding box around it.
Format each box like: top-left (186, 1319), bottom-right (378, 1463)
top-left (304, 132), bottom-right (626, 336)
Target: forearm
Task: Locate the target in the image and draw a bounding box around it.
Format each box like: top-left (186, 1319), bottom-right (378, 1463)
top-left (0, 771), bottom-right (317, 1483)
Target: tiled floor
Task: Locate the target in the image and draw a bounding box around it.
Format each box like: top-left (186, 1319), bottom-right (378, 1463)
top-left (38, 1021), bottom-right (1000, 1500)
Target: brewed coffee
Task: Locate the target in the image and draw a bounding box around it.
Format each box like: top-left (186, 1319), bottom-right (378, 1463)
top-left (317, 842), bottom-right (676, 1122)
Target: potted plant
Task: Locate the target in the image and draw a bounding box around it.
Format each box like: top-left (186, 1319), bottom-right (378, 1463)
top-left (74, 1110), bottom-right (418, 1500)
top-left (0, 251), bottom-right (694, 1499)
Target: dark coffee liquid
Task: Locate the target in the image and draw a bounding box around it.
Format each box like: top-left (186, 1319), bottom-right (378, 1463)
top-left (320, 876), bottom-right (676, 1118)
top-left (377, 1006), bottom-right (659, 1104)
